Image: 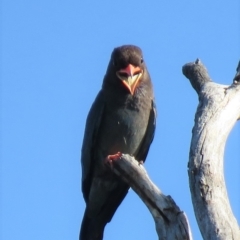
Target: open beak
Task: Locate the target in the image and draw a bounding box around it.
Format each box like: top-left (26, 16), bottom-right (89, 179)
top-left (116, 64), bottom-right (143, 95)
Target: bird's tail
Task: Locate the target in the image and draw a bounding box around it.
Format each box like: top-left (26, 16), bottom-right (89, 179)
top-left (79, 210), bottom-right (105, 240)
top-left (80, 182), bottom-right (129, 240)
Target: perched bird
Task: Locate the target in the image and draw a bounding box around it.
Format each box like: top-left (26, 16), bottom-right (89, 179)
top-left (80, 45), bottom-right (156, 240)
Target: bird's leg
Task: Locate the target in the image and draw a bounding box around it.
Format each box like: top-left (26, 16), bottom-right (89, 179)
top-left (105, 152), bottom-right (122, 169)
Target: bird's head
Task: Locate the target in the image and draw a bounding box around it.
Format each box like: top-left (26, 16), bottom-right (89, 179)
top-left (104, 45), bottom-right (146, 95)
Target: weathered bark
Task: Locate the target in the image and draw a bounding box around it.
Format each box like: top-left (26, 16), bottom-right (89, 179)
top-left (182, 59), bottom-right (240, 240)
top-left (106, 154), bottom-right (193, 240)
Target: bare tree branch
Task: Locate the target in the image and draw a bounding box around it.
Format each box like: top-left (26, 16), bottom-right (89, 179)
top-left (106, 154), bottom-right (193, 240)
top-left (182, 59), bottom-right (240, 240)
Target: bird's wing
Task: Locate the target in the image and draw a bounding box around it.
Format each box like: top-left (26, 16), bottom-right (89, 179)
top-left (136, 99), bottom-right (156, 162)
top-left (81, 90), bottom-right (105, 202)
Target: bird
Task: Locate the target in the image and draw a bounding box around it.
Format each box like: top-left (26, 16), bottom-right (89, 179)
top-left (80, 45), bottom-right (156, 240)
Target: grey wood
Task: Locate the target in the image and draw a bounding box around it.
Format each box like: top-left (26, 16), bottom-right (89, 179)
top-left (183, 59), bottom-right (240, 240)
top-left (106, 154), bottom-right (192, 240)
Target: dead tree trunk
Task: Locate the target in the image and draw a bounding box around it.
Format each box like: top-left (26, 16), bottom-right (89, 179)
top-left (182, 59), bottom-right (240, 240)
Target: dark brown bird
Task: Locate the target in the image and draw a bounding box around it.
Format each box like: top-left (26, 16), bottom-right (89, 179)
top-left (80, 45), bottom-right (156, 240)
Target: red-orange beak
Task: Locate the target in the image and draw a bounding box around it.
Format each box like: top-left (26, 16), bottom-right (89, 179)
top-left (116, 64), bottom-right (143, 95)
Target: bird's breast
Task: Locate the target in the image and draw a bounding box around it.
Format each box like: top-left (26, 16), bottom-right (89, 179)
top-left (97, 95), bottom-right (151, 159)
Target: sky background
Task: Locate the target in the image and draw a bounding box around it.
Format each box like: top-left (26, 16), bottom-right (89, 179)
top-left (1, 1), bottom-right (240, 240)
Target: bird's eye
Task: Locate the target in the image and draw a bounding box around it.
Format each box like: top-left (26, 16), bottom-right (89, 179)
top-left (141, 57), bottom-right (144, 63)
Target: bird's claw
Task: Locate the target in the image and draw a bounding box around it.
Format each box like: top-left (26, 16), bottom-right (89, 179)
top-left (105, 152), bottom-right (122, 169)
top-left (138, 160), bottom-right (144, 166)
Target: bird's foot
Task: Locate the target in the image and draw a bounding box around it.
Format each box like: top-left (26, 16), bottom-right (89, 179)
top-left (138, 160), bottom-right (144, 166)
top-left (105, 152), bottom-right (122, 169)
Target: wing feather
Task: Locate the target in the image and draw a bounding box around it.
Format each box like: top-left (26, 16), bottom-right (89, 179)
top-left (136, 99), bottom-right (156, 162)
top-left (81, 90), bottom-right (105, 202)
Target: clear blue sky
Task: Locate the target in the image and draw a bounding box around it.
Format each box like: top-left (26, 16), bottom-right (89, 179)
top-left (1, 1), bottom-right (239, 239)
